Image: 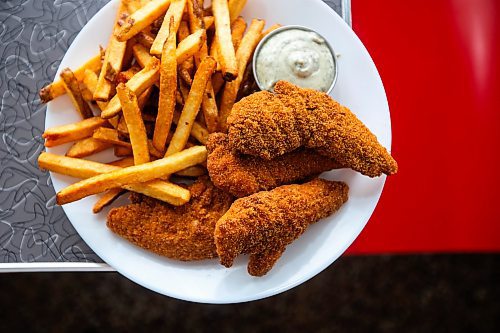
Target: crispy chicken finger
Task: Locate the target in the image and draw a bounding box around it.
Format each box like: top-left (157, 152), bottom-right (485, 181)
top-left (214, 178), bottom-right (349, 276)
top-left (227, 81), bottom-right (398, 177)
top-left (107, 177), bottom-right (234, 261)
top-left (206, 133), bottom-right (342, 197)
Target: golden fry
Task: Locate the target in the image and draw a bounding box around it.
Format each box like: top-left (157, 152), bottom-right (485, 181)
top-left (123, 0), bottom-right (144, 13)
top-left (109, 157), bottom-right (134, 167)
top-left (66, 137), bottom-right (113, 158)
top-left (261, 23), bottom-right (282, 38)
top-left (212, 72), bottom-right (225, 95)
top-left (93, 127), bottom-right (132, 148)
top-left (115, 145), bottom-right (133, 157)
top-left (101, 57), bottom-right (160, 118)
top-left (117, 115), bottom-right (129, 137)
top-left (150, 0), bottom-right (186, 55)
top-left (38, 152), bottom-right (190, 205)
top-left (231, 16), bottom-right (247, 50)
top-left (210, 16), bottom-right (246, 71)
top-left (81, 69), bottom-right (108, 111)
top-left (228, 0), bottom-right (247, 22)
top-left (213, 0), bottom-right (238, 81)
top-left (219, 19), bottom-right (265, 131)
top-left (153, 18), bottom-right (177, 152)
top-left (166, 57), bottom-right (215, 156)
top-left (59, 68), bottom-right (94, 119)
top-left (93, 188), bottom-right (126, 213)
top-left (40, 53), bottom-right (101, 103)
top-left (176, 29), bottom-right (206, 64)
top-left (175, 165), bottom-right (206, 177)
top-left (137, 86), bottom-right (153, 109)
top-left (203, 16), bottom-right (214, 29)
top-left (136, 30), bottom-right (156, 49)
top-left (115, 66), bottom-right (141, 84)
top-left (43, 117), bottom-right (109, 147)
top-left (178, 20), bottom-right (195, 84)
top-left (116, 84), bottom-right (150, 165)
top-left (55, 145), bottom-right (207, 204)
top-left (172, 110), bottom-right (209, 144)
top-left (132, 43), bottom-right (156, 68)
top-left (116, 0), bottom-right (172, 42)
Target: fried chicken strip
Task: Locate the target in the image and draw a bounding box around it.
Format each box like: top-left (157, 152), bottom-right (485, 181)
top-left (206, 133), bottom-right (342, 197)
top-left (227, 81), bottom-right (398, 177)
top-left (107, 177), bottom-right (234, 261)
top-left (214, 178), bottom-right (349, 276)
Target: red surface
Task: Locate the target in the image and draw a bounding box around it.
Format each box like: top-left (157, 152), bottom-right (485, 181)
top-left (346, 0), bottom-right (500, 254)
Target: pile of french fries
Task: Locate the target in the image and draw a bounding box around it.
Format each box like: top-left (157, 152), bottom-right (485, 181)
top-left (39, 0), bottom-right (280, 213)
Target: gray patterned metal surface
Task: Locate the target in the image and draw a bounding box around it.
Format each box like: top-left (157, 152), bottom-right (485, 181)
top-left (0, 0), bottom-right (347, 266)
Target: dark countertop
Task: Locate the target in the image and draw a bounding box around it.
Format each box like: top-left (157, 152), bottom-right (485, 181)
top-left (0, 254), bottom-right (498, 332)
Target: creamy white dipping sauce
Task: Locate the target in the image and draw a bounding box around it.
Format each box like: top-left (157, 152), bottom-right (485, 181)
top-left (254, 27), bottom-right (336, 92)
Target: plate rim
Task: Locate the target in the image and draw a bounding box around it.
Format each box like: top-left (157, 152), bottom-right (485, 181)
top-left (45, 0), bottom-right (391, 303)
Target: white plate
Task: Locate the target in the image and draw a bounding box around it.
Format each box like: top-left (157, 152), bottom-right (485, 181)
top-left (46, 0), bottom-right (391, 303)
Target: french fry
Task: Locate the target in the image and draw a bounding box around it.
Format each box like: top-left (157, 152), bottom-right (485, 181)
top-left (185, 3), bottom-right (219, 133)
top-left (94, 2), bottom-right (129, 100)
top-left (147, 140), bottom-right (165, 158)
top-left (228, 0), bottom-right (248, 22)
top-left (105, 36), bottom-right (128, 82)
top-left (178, 78), bottom-right (190, 102)
top-left (109, 157), bottom-right (134, 167)
top-left (262, 23), bottom-right (282, 38)
top-left (178, 20), bottom-right (194, 86)
top-left (165, 57), bottom-right (215, 156)
top-left (80, 81), bottom-right (94, 102)
top-left (153, 18), bottom-right (177, 152)
top-left (132, 43), bottom-right (155, 68)
top-left (210, 16), bottom-right (247, 71)
top-left (219, 19), bottom-right (265, 131)
top-left (93, 127), bottom-right (132, 148)
top-left (93, 188), bottom-right (126, 213)
top-left (59, 68), bottom-right (94, 119)
top-left (132, 32), bottom-right (204, 69)
top-left (101, 57), bottom-right (160, 118)
top-left (43, 117), bottom-right (109, 147)
top-left (212, 72), bottom-right (225, 95)
top-left (115, 145), bottom-right (133, 157)
top-left (136, 30), bottom-right (156, 49)
top-left (116, 84), bottom-right (150, 165)
top-left (38, 152), bottom-right (190, 205)
top-left (66, 137), bottom-right (113, 158)
top-left (176, 29), bottom-right (206, 64)
top-left (186, 0), bottom-right (204, 32)
top-left (55, 145), bottom-right (207, 204)
top-left (137, 86), bottom-right (153, 109)
top-left (150, 0), bottom-right (186, 55)
top-left (115, 66), bottom-right (141, 84)
top-left (203, 16), bottom-right (214, 29)
top-left (123, 0), bottom-right (144, 13)
top-left (115, 0), bottom-right (172, 42)
top-left (230, 17), bottom-right (247, 50)
top-left (175, 165), bottom-right (205, 177)
top-left (172, 110), bottom-right (209, 144)
top-left (117, 115), bottom-right (129, 137)
top-left (199, 79), bottom-right (218, 133)
top-left (39, 53), bottom-right (102, 103)
top-left (212, 0), bottom-right (238, 81)
top-left (81, 69), bottom-right (108, 111)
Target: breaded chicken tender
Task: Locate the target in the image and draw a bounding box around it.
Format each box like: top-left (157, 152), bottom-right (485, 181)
top-left (207, 133), bottom-right (342, 197)
top-left (227, 81), bottom-right (398, 177)
top-left (214, 178), bottom-right (349, 276)
top-left (107, 177), bottom-right (234, 261)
